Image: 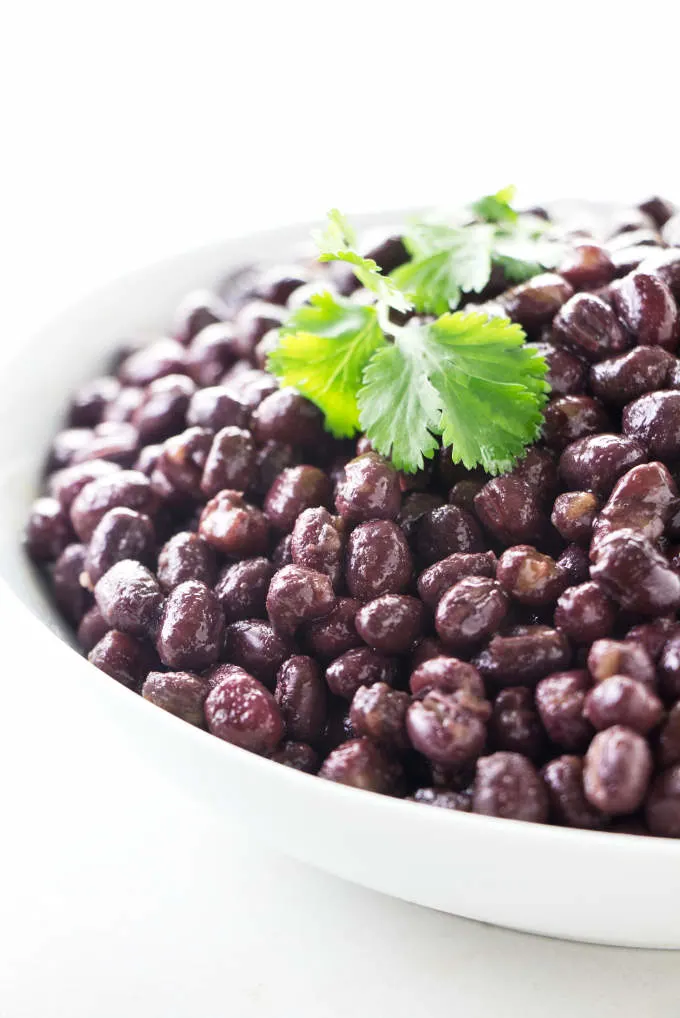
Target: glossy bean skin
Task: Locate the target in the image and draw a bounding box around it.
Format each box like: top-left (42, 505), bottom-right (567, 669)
top-left (472, 752), bottom-right (549, 823)
top-left (589, 347), bottom-right (675, 406)
top-left (355, 595), bottom-right (425, 654)
top-left (142, 670), bottom-right (209, 726)
top-left (474, 477), bottom-right (546, 545)
top-left (583, 725), bottom-right (653, 815)
top-left (559, 435), bottom-right (647, 497)
top-left (185, 323), bottom-right (239, 387)
top-left (496, 545), bottom-right (565, 606)
top-left (70, 470), bottom-right (158, 543)
top-left (325, 647), bottom-right (399, 701)
top-left (157, 532), bottom-right (217, 592)
top-left (335, 453), bottom-right (401, 522)
top-left (25, 497), bottom-right (72, 561)
top-left (531, 342), bottom-right (587, 396)
top-left (172, 289), bottom-right (229, 345)
top-left (639, 247), bottom-right (680, 299)
top-left (622, 391), bottom-right (680, 460)
top-left (88, 630), bottom-right (156, 689)
top-left (275, 655), bottom-right (327, 743)
top-left (552, 292), bottom-right (630, 362)
top-left (200, 427), bottom-right (256, 497)
top-left (417, 551), bottom-right (497, 609)
top-left (559, 244), bottom-right (615, 290)
top-left (290, 507), bottom-right (345, 588)
top-left (346, 521), bottom-right (413, 600)
top-left (187, 385), bottom-right (249, 431)
top-left (84, 508), bottom-right (155, 586)
top-left (435, 577), bottom-right (509, 650)
top-left (223, 620), bottom-right (293, 689)
top-left (68, 376), bottom-right (122, 427)
top-left (270, 741), bottom-right (319, 773)
top-left (156, 580), bottom-right (224, 670)
top-left (542, 396), bottom-right (609, 451)
top-left (535, 670), bottom-right (593, 752)
top-left (214, 558), bottom-right (273, 623)
top-left (319, 738), bottom-right (403, 795)
top-left (625, 617), bottom-right (678, 662)
top-left (48, 460), bottom-right (122, 512)
top-left (94, 560), bottom-right (164, 637)
top-left (252, 389), bottom-right (324, 447)
top-left (266, 564), bottom-right (336, 635)
top-left (350, 682), bottom-right (410, 749)
top-left (132, 374), bottom-right (195, 445)
top-left (592, 461), bottom-right (677, 554)
top-left (397, 492), bottom-right (445, 541)
top-left (416, 505), bottom-right (484, 564)
top-left (409, 788), bottom-right (471, 811)
top-left (475, 627), bottom-right (572, 687)
top-left (500, 273), bottom-right (574, 331)
top-left (610, 272), bottom-right (678, 351)
top-left (303, 598), bottom-right (362, 661)
top-left (488, 686), bottom-right (545, 762)
top-left (406, 688), bottom-right (490, 765)
top-left (264, 466), bottom-right (333, 533)
top-left (646, 765), bottom-right (680, 837)
top-left (409, 656), bottom-right (485, 699)
top-left (583, 676), bottom-right (663, 734)
top-left (76, 605), bottom-right (110, 651)
top-left (590, 528), bottom-right (680, 615)
top-left (205, 670), bottom-right (283, 754)
top-left (199, 490), bottom-right (270, 557)
top-left (587, 638), bottom-right (656, 688)
top-left (542, 755), bottom-right (609, 829)
top-left (118, 339), bottom-right (187, 386)
top-left (551, 491), bottom-right (598, 545)
top-left (554, 582), bottom-right (617, 644)
top-left (556, 544), bottom-right (590, 585)
top-left (51, 544), bottom-right (92, 624)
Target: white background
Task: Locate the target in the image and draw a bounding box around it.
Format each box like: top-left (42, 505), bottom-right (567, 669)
top-left (2, 3), bottom-right (680, 1015)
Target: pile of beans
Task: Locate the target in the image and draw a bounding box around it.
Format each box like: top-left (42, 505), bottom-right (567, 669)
top-left (25, 196), bottom-right (680, 836)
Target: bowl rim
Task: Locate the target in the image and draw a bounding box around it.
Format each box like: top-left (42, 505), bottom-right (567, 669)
top-left (6, 208), bottom-right (679, 860)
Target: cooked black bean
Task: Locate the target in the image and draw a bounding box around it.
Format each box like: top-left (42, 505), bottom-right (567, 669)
top-left (94, 560), bottom-right (164, 637)
top-left (224, 620), bottom-right (293, 689)
top-left (496, 545), bottom-right (565, 605)
top-left (275, 655), bottom-right (327, 743)
top-left (559, 435), bottom-right (647, 497)
top-left (266, 564), bottom-right (335, 635)
top-left (157, 532), bottom-right (217, 592)
top-left (325, 647), bottom-right (399, 700)
top-left (530, 342), bottom-right (587, 396)
top-left (156, 580), bottom-right (224, 670)
top-left (83, 508), bottom-right (155, 588)
top-left (52, 543), bottom-right (91, 623)
top-left (290, 507), bottom-right (345, 588)
top-left (587, 638), bottom-right (656, 688)
top-left (68, 376), bottom-right (122, 427)
top-left (25, 497), bottom-right (72, 561)
top-left (76, 605), bottom-right (110, 651)
top-left (610, 272), bottom-right (678, 351)
top-left (488, 686), bottom-right (545, 761)
top-left (346, 520), bottom-right (412, 599)
top-left (558, 244), bottom-right (615, 290)
top-left (355, 595), bottom-right (425, 654)
top-left (319, 738), bottom-right (402, 794)
top-left (474, 476), bottom-right (546, 545)
top-left (118, 339), bottom-right (187, 386)
top-left (552, 292), bottom-right (630, 362)
top-left (535, 669), bottom-right (593, 751)
top-left (271, 741), bottom-right (319, 773)
top-left (542, 396), bottom-right (609, 451)
top-left (416, 504), bottom-right (484, 563)
top-left (583, 725), bottom-right (653, 815)
top-left (88, 630), bottom-right (156, 689)
top-left (500, 272), bottom-right (574, 331)
top-left (205, 669), bottom-right (283, 754)
top-left (417, 551), bottom-right (497, 609)
top-left (303, 597), bottom-right (362, 661)
top-left (200, 426), bottom-right (256, 497)
top-left (215, 557), bottom-right (273, 623)
top-left (551, 491), bottom-right (598, 545)
top-left (590, 528), bottom-right (680, 615)
top-left (142, 670), bottom-right (209, 726)
top-left (132, 374), bottom-right (196, 444)
top-left (472, 752), bottom-right (548, 823)
top-left (435, 577), bottom-right (509, 650)
top-left (350, 682), bottom-right (410, 749)
top-left (542, 755), bottom-right (609, 829)
top-left (554, 582), bottom-right (617, 644)
top-left (172, 289), bottom-right (229, 345)
top-left (475, 627), bottom-right (572, 687)
top-left (335, 453), bottom-right (401, 522)
top-left (252, 389), bottom-right (324, 447)
top-left (264, 465), bottom-right (332, 533)
top-left (622, 391), bottom-right (680, 460)
top-left (199, 489), bottom-right (270, 557)
top-left (583, 675), bottom-right (663, 734)
top-left (406, 688), bottom-right (490, 765)
top-left (589, 347), bottom-right (675, 406)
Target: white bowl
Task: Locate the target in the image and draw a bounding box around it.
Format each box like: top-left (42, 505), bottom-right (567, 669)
top-left (2, 215), bottom-right (679, 950)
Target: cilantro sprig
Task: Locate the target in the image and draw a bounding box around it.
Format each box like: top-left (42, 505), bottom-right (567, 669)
top-left (267, 196), bottom-right (552, 475)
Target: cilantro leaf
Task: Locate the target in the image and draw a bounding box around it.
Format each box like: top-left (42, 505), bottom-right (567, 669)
top-left (313, 208), bottom-right (411, 313)
top-left (358, 330), bottom-right (441, 472)
top-left (391, 223), bottom-right (495, 315)
top-left (357, 311), bottom-right (548, 474)
top-left (427, 312), bottom-right (549, 474)
top-left (267, 291), bottom-right (386, 438)
top-left (471, 185), bottom-right (518, 225)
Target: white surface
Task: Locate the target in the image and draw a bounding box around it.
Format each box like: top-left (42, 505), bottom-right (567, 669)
top-left (2, 2), bottom-right (680, 1014)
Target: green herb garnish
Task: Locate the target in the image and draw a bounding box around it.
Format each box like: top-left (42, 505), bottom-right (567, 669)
top-left (267, 192), bottom-right (552, 475)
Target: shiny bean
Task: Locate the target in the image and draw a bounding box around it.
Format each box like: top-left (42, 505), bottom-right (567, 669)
top-left (583, 725), bottom-right (652, 815)
top-left (472, 752), bottom-right (548, 822)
